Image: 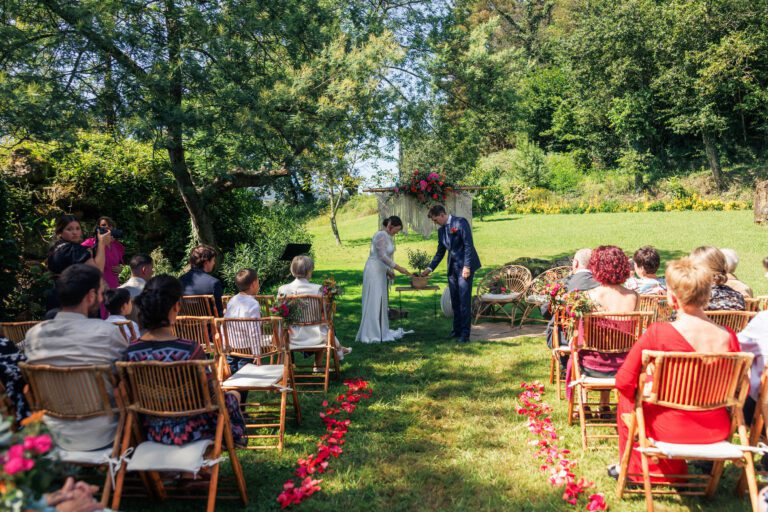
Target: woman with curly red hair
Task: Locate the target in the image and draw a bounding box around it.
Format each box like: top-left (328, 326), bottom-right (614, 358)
top-left (587, 245), bottom-right (638, 312)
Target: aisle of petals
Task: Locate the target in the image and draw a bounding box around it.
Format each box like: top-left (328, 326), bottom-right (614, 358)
top-left (516, 382), bottom-right (608, 511)
top-left (277, 378), bottom-right (373, 508)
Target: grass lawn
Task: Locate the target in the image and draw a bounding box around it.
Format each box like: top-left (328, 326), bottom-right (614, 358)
top-left (125, 210), bottom-right (767, 511)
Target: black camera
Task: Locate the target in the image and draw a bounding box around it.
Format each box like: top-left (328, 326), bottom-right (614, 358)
top-left (96, 226), bottom-right (123, 239)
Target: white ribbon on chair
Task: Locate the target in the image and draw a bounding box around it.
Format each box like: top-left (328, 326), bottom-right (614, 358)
top-left (107, 447), bottom-right (134, 488)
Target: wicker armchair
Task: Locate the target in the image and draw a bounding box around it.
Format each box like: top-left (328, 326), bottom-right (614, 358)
top-left (1, 321), bottom-right (41, 351)
top-left (214, 316), bottom-right (301, 451)
top-left (704, 310), bottom-right (756, 332)
top-left (520, 266), bottom-right (571, 326)
top-left (473, 265), bottom-right (532, 325)
top-left (180, 295), bottom-right (217, 317)
top-left (115, 360), bottom-right (248, 511)
top-left (568, 312), bottom-right (653, 449)
top-left (283, 294), bottom-right (340, 393)
top-left (19, 363), bottom-right (125, 508)
top-left (617, 351), bottom-right (757, 511)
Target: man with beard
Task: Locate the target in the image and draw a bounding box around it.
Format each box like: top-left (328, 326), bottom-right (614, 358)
top-left (23, 264), bottom-right (127, 451)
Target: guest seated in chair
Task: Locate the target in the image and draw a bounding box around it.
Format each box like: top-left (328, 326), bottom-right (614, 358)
top-left (24, 264), bottom-right (128, 451)
top-left (278, 255), bottom-right (351, 364)
top-left (737, 310), bottom-right (768, 424)
top-left (179, 245), bottom-right (224, 316)
top-left (224, 268), bottom-right (262, 389)
top-left (104, 288), bottom-right (139, 341)
top-left (689, 246), bottom-right (745, 311)
top-left (565, 245), bottom-right (637, 401)
top-left (546, 248), bottom-right (599, 350)
top-left (624, 246), bottom-right (666, 295)
top-left (127, 275), bottom-right (246, 446)
top-left (609, 257), bottom-right (741, 482)
top-left (721, 248), bottom-right (753, 299)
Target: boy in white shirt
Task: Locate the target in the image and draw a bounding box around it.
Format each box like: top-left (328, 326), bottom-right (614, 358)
top-left (104, 288), bottom-right (140, 341)
top-left (224, 269), bottom-right (262, 390)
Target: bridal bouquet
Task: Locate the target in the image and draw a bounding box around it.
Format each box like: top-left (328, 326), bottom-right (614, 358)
top-left (1, 412), bottom-right (60, 512)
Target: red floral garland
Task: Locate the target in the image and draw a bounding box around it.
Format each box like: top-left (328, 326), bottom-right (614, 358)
top-left (516, 382), bottom-right (608, 511)
top-left (277, 378), bottom-right (373, 508)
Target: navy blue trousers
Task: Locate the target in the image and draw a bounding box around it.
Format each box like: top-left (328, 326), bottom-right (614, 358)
top-left (448, 269), bottom-right (474, 339)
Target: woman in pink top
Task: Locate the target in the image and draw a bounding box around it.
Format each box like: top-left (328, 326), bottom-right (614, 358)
top-left (82, 216), bottom-right (125, 289)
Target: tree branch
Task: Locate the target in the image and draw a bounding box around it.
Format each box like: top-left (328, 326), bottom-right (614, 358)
top-left (209, 167), bottom-right (290, 192)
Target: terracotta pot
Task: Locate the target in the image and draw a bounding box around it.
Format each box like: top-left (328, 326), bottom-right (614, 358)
top-left (410, 275), bottom-right (429, 289)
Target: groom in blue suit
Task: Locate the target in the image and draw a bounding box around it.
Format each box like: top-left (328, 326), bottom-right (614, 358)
top-left (422, 205), bottom-right (482, 343)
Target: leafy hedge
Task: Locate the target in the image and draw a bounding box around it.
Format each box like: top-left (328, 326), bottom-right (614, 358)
top-left (507, 194), bottom-right (750, 215)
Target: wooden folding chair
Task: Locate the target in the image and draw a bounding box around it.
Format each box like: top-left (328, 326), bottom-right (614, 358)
top-left (222, 295), bottom-right (232, 312)
top-left (745, 295), bottom-right (768, 313)
top-left (214, 317), bottom-right (301, 451)
top-left (548, 305), bottom-right (575, 401)
top-left (704, 310), bottom-right (756, 332)
top-left (617, 350), bottom-right (758, 511)
top-left (18, 363), bottom-right (126, 508)
top-left (473, 265), bottom-right (532, 325)
top-left (112, 320), bottom-right (138, 343)
top-left (739, 367), bottom-right (768, 497)
top-left (172, 316), bottom-right (216, 354)
top-left (636, 295), bottom-right (660, 314)
top-left (1, 321), bottom-right (41, 351)
top-left (180, 295), bottom-right (217, 317)
top-left (642, 294), bottom-right (672, 323)
top-left (568, 312), bottom-right (653, 449)
top-left (284, 294), bottom-right (340, 393)
top-left (520, 266), bottom-right (571, 325)
top-left (114, 360), bottom-right (248, 512)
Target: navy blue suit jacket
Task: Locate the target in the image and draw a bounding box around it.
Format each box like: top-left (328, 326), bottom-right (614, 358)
top-left (428, 216), bottom-right (481, 275)
top-left (179, 268), bottom-right (224, 316)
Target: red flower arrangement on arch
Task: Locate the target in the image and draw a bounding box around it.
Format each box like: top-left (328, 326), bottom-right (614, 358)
top-left (276, 378), bottom-right (373, 508)
top-left (516, 381), bottom-right (608, 510)
top-left (393, 169), bottom-right (456, 205)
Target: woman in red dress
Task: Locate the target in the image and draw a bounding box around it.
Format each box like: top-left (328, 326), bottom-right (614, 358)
top-left (611, 257), bottom-right (740, 482)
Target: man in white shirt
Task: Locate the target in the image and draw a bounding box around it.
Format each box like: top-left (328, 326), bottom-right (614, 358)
top-left (24, 264), bottom-right (128, 451)
top-left (737, 311), bottom-right (768, 424)
top-left (119, 253), bottom-right (153, 298)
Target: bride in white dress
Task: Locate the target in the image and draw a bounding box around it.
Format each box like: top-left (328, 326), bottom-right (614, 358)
top-left (356, 216), bottom-right (411, 343)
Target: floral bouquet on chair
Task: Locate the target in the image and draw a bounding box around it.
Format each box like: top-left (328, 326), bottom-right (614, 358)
top-left (321, 277), bottom-right (344, 303)
top-left (270, 299), bottom-right (302, 326)
top-left (543, 283), bottom-right (594, 329)
top-left (0, 412), bottom-right (59, 512)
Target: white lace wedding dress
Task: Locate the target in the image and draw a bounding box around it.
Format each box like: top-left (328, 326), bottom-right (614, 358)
top-left (356, 230), bottom-right (407, 343)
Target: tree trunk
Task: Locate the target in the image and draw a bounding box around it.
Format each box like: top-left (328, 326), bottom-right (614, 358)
top-left (330, 214), bottom-right (342, 246)
top-left (164, 0), bottom-right (216, 246)
top-left (702, 131), bottom-right (723, 190)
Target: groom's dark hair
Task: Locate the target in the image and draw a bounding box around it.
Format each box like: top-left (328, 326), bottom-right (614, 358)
top-left (427, 205), bottom-right (446, 218)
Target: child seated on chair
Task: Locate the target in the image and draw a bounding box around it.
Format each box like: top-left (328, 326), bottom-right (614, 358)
top-left (104, 288), bottom-right (139, 341)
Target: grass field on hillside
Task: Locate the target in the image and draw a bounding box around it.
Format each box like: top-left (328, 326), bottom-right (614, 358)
top-left (125, 211), bottom-right (766, 511)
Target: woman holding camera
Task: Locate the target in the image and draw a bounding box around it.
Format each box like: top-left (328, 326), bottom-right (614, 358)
top-left (82, 216), bottom-right (125, 289)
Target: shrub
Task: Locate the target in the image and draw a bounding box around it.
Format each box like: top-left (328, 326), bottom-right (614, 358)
top-left (546, 152), bottom-right (581, 193)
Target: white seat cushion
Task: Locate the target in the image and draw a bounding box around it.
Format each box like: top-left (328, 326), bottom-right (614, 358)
top-left (56, 446), bottom-right (113, 465)
top-left (224, 364), bottom-right (283, 388)
top-left (126, 439), bottom-right (213, 473)
top-left (571, 376), bottom-right (615, 387)
top-left (289, 342), bottom-right (326, 350)
top-left (526, 294), bottom-right (548, 304)
top-left (638, 440), bottom-right (746, 460)
top-left (480, 292), bottom-right (521, 301)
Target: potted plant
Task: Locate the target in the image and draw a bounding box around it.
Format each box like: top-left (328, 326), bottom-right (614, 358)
top-left (407, 249), bottom-right (432, 289)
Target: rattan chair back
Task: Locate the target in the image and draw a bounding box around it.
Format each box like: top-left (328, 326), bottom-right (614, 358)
top-left (214, 317), bottom-right (281, 359)
top-left (746, 295), bottom-right (768, 312)
top-left (580, 312), bottom-right (653, 353)
top-left (636, 295), bottom-right (660, 313)
top-left (704, 310), bottom-right (756, 332)
top-left (116, 360), bottom-right (217, 417)
top-left (172, 316), bottom-right (216, 353)
top-left (284, 294), bottom-right (329, 327)
top-left (222, 295), bottom-right (232, 311)
top-left (255, 294), bottom-right (276, 316)
top-left (639, 350), bottom-right (752, 411)
top-left (180, 295), bottom-right (216, 317)
top-left (112, 320), bottom-right (138, 343)
top-left (477, 265), bottom-right (532, 296)
top-left (1, 321), bottom-right (41, 348)
top-left (532, 266), bottom-right (571, 290)
top-left (19, 363), bottom-right (117, 420)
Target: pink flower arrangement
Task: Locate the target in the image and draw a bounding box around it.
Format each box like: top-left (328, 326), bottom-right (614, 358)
top-left (516, 381), bottom-right (609, 510)
top-left (277, 378), bottom-right (373, 508)
top-left (394, 169), bottom-right (456, 205)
